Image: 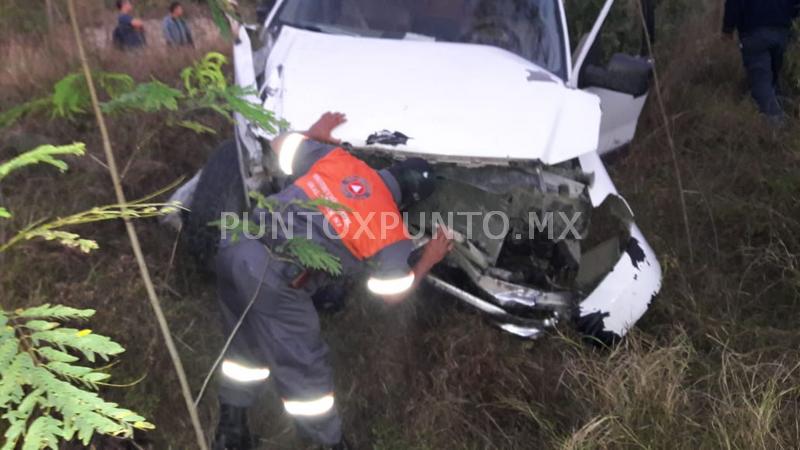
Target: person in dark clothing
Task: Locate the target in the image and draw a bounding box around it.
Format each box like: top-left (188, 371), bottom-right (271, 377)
top-left (723, 0), bottom-right (800, 117)
top-left (113, 0), bottom-right (146, 49)
top-left (163, 1), bottom-right (194, 47)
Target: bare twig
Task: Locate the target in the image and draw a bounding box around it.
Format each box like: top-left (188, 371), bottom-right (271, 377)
top-left (65, 1), bottom-right (208, 449)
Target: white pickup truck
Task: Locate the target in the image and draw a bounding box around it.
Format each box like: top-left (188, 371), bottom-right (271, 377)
top-left (221, 0), bottom-right (661, 343)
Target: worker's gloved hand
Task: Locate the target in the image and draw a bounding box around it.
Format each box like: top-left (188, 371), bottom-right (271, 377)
top-left (212, 404), bottom-right (252, 450)
top-left (306, 112), bottom-right (347, 145)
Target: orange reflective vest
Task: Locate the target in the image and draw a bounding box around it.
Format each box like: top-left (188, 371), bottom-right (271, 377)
top-left (294, 148), bottom-right (408, 260)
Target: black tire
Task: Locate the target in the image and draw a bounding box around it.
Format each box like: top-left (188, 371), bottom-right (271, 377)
top-left (183, 139), bottom-right (247, 272)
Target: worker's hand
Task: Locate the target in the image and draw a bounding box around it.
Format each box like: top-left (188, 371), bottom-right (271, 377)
top-left (306, 112), bottom-right (347, 145)
top-left (422, 224), bottom-right (455, 265)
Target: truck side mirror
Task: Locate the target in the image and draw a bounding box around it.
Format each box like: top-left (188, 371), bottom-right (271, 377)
top-left (579, 53), bottom-right (653, 98)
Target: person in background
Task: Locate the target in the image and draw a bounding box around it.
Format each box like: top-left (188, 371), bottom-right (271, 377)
top-left (113, 0), bottom-right (146, 50)
top-left (163, 1), bottom-right (194, 47)
top-left (723, 0), bottom-right (800, 119)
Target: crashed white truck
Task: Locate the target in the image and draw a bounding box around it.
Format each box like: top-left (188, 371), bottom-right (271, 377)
top-left (179, 0), bottom-right (662, 343)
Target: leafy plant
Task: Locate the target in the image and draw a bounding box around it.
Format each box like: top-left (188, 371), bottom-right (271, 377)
top-left (280, 238), bottom-right (343, 276)
top-left (0, 143), bottom-right (178, 447)
top-left (1, 52), bottom-right (282, 139)
top-left (0, 72), bottom-right (135, 127)
top-left (213, 192), bottom-right (347, 276)
top-left (51, 72), bottom-right (135, 118)
top-left (0, 305), bottom-right (154, 449)
top-left (0, 144), bottom-right (179, 253)
top-left (206, 0), bottom-right (242, 39)
top-left (0, 143), bottom-right (85, 184)
top-left (101, 81), bottom-right (182, 114)
top-left (180, 52), bottom-right (283, 134)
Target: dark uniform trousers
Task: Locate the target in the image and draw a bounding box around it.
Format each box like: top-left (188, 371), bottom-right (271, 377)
top-left (215, 238), bottom-right (342, 445)
top-left (740, 27), bottom-right (791, 117)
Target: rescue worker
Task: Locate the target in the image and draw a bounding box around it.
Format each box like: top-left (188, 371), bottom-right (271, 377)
top-left (723, 0), bottom-right (800, 118)
top-left (211, 112), bottom-right (454, 449)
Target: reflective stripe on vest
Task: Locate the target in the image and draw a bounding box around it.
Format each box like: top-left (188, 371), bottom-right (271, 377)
top-left (294, 148), bottom-right (407, 260)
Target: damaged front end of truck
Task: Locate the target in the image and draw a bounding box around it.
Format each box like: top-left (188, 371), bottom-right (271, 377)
top-left (352, 149), bottom-right (661, 343)
top-left (217, 0), bottom-right (663, 342)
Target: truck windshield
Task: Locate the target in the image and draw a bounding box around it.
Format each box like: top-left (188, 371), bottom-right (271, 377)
top-left (276, 0), bottom-right (566, 79)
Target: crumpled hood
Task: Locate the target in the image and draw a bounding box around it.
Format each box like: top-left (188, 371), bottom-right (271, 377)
top-left (264, 27), bottom-right (601, 164)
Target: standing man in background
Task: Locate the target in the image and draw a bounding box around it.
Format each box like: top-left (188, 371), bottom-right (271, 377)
top-left (723, 0), bottom-right (800, 119)
top-left (163, 1), bottom-right (194, 47)
top-left (113, 0), bottom-right (146, 50)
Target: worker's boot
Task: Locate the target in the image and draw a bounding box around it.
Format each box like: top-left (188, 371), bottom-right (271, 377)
top-left (212, 404), bottom-right (252, 450)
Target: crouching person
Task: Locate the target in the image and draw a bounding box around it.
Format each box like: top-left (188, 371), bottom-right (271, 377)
top-left (212, 112), bottom-right (453, 449)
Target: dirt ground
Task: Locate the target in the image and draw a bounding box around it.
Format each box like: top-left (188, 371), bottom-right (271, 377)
top-left (2, 1), bottom-right (800, 449)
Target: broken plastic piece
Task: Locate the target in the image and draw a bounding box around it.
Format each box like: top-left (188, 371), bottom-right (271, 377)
top-left (366, 130), bottom-right (411, 146)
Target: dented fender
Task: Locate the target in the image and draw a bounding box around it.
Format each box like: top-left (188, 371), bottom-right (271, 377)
top-left (577, 151), bottom-right (662, 338)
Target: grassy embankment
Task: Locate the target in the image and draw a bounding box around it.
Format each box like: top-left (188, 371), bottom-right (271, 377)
top-left (2, 1), bottom-right (800, 448)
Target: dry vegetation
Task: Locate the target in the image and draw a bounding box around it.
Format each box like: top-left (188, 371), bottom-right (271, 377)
top-left (2, 0), bottom-right (800, 449)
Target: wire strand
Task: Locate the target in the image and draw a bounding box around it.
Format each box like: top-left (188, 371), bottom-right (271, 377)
top-left (638, 0), bottom-right (694, 263)
top-left (194, 245), bottom-right (269, 407)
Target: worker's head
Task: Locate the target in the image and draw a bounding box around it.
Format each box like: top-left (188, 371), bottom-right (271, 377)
top-left (117, 0), bottom-right (133, 13)
top-left (387, 158), bottom-right (436, 210)
top-left (169, 1), bottom-right (183, 17)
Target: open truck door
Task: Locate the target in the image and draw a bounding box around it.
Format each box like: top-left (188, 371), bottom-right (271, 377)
top-left (568, 0), bottom-right (655, 155)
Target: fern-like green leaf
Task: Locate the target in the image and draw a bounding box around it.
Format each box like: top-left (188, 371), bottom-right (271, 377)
top-left (221, 87), bottom-right (278, 134)
top-left (51, 73), bottom-right (89, 119)
top-left (282, 239), bottom-right (342, 276)
top-left (0, 143), bottom-right (86, 182)
top-left (102, 81), bottom-right (182, 114)
top-left (30, 328), bottom-right (124, 363)
top-left (0, 207), bottom-right (9, 219)
top-left (22, 416), bottom-right (62, 450)
top-left (249, 191), bottom-right (278, 212)
top-left (23, 320), bottom-right (60, 331)
top-left (37, 346), bottom-right (79, 364)
top-left (96, 72), bottom-right (135, 99)
top-left (178, 120), bottom-right (217, 134)
top-left (30, 369), bottom-right (152, 444)
top-left (0, 337), bottom-right (19, 374)
top-left (1, 305), bottom-right (153, 447)
top-left (18, 304), bottom-right (95, 321)
top-left (0, 353), bottom-right (34, 409)
top-left (25, 229), bottom-right (100, 253)
top-left (208, 0), bottom-right (232, 38)
top-left (51, 72), bottom-right (134, 119)
top-left (182, 52), bottom-right (228, 97)
top-left (46, 361), bottom-right (109, 389)
top-left (0, 97), bottom-right (51, 129)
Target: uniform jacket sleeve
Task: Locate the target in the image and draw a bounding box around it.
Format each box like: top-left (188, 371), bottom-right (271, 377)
top-left (291, 140), bottom-right (337, 177)
top-left (369, 240), bottom-right (414, 280)
top-left (722, 0), bottom-right (741, 34)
